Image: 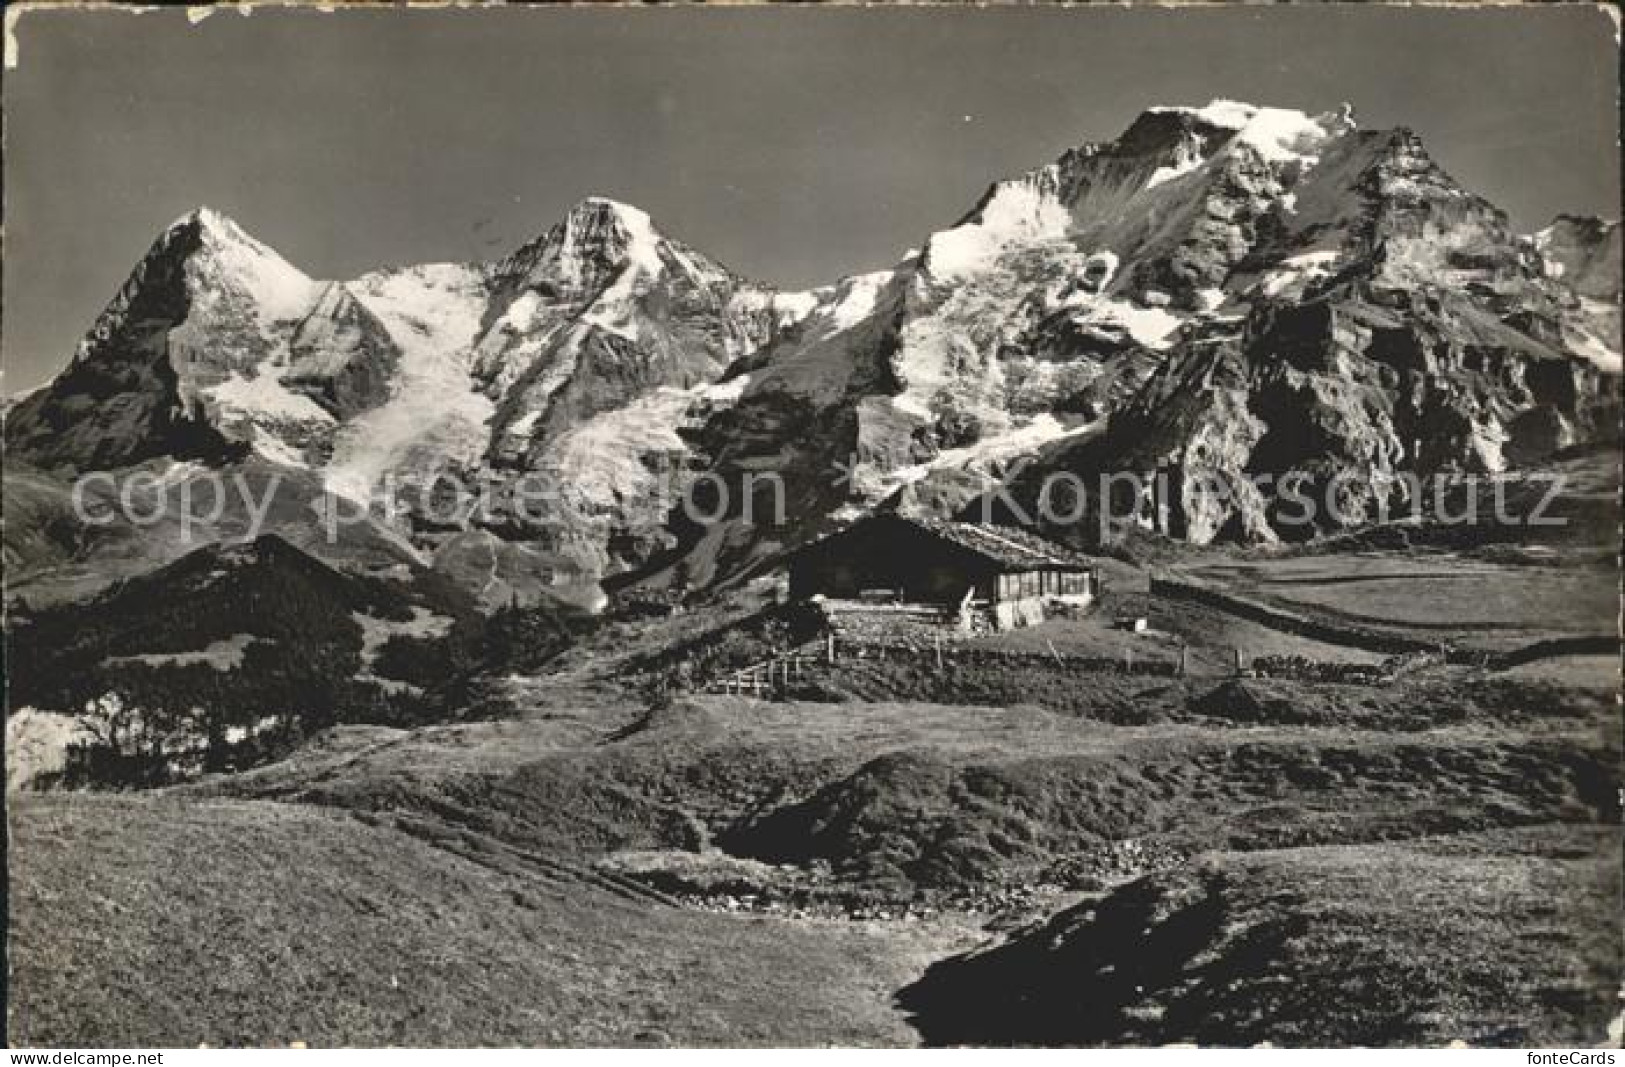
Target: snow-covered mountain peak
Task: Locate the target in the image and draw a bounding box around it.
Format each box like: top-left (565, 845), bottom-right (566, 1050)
top-left (127, 205), bottom-right (325, 331)
top-left (11, 102), bottom-right (1619, 606)
top-left (1144, 99), bottom-right (1355, 169)
top-left (570, 195), bottom-right (653, 225)
top-left (559, 196), bottom-right (659, 255)
top-left (1146, 98), bottom-right (1353, 132)
top-left (165, 204), bottom-right (239, 238)
top-left (189, 216), bottom-right (322, 326)
top-left (488, 195), bottom-right (721, 309)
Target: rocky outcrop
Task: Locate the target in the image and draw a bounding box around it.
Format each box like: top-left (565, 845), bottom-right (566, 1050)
top-left (1529, 214), bottom-right (1622, 374)
top-left (1533, 214), bottom-right (1621, 302)
top-left (635, 101), bottom-right (1620, 587)
top-left (3, 212), bottom-right (251, 473)
top-left (281, 283), bottom-right (402, 420)
top-left (456, 199), bottom-right (821, 598)
top-left (1005, 289), bottom-right (1616, 546)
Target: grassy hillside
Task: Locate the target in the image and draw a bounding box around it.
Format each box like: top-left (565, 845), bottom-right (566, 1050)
top-left (4, 457), bottom-right (423, 609)
top-left (900, 826), bottom-right (1622, 1047)
top-left (201, 677), bottom-right (1619, 901)
top-left (1, 464), bottom-right (132, 574)
top-left (7, 794), bottom-right (969, 1047)
top-left (5, 535), bottom-right (490, 786)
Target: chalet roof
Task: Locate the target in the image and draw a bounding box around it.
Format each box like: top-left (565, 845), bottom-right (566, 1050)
top-left (800, 514), bottom-right (1094, 572)
top-left (911, 518), bottom-right (1095, 571)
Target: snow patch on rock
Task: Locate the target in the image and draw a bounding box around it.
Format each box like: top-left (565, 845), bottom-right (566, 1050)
top-left (768, 290), bottom-right (821, 324)
top-left (506, 409), bottom-right (541, 438)
top-left (828, 270), bottom-right (891, 331)
top-left (580, 201), bottom-right (665, 341)
top-left (1259, 250), bottom-right (1343, 298)
top-left (208, 371), bottom-right (335, 423)
top-left (1096, 299), bottom-right (1186, 349)
top-left (326, 263), bottom-right (493, 501)
top-left (1145, 142), bottom-right (1204, 190)
top-left (189, 207), bottom-right (323, 325)
top-left (882, 412), bottom-right (1096, 494)
top-left (1150, 99), bottom-right (1346, 170)
top-left (1565, 307), bottom-right (1623, 373)
top-left (924, 179), bottom-right (1071, 281)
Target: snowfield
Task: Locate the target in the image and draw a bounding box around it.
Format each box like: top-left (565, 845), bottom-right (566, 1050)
top-left (923, 178), bottom-right (1072, 282)
top-left (579, 201), bottom-right (666, 341)
top-left (1259, 250), bottom-right (1343, 298)
top-left (187, 207), bottom-right (324, 326)
top-left (208, 371), bottom-right (335, 424)
top-left (1152, 98), bottom-right (1350, 170)
top-left (326, 263), bottom-right (494, 502)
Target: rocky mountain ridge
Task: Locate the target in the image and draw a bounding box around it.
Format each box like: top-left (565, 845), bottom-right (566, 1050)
top-left (631, 100), bottom-right (1619, 587)
top-left (6, 198), bottom-right (825, 604)
top-left (6, 100), bottom-right (1619, 605)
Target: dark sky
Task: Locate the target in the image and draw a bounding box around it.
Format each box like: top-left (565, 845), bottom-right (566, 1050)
top-left (4, 4), bottom-right (1619, 392)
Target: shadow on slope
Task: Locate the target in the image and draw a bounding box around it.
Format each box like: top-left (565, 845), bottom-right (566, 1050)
top-left (898, 825), bottom-right (1622, 1047)
top-left (5, 534), bottom-right (492, 787)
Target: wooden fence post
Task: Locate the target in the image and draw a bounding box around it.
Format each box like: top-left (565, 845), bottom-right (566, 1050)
top-left (1178, 644), bottom-right (1188, 677)
top-left (827, 632), bottom-right (836, 664)
top-left (1233, 647), bottom-right (1243, 676)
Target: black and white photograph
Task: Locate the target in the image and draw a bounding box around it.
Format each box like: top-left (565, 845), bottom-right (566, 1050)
top-left (3, 1), bottom-right (1621, 1052)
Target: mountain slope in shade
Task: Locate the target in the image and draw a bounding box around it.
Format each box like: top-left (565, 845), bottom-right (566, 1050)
top-left (2, 211), bottom-right (260, 472)
top-left (6, 100), bottom-right (1619, 605)
top-left (281, 282), bottom-right (402, 421)
top-left (2, 452), bottom-right (435, 612)
top-left (6, 532), bottom-right (482, 787)
top-left (1529, 214), bottom-right (1622, 374)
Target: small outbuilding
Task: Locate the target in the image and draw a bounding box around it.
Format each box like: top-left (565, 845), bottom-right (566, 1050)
top-left (787, 514), bottom-right (1098, 631)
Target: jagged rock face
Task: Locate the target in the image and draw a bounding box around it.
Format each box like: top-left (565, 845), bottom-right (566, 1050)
top-left (281, 283), bottom-right (402, 421)
top-left (475, 198), bottom-right (796, 430)
top-left (457, 199), bottom-right (817, 591)
top-left (636, 100), bottom-right (1619, 585)
top-left (5, 209), bottom-right (366, 471)
top-left (1533, 215), bottom-right (1621, 302)
top-left (8, 101), bottom-right (1620, 605)
top-left (3, 214), bottom-right (248, 472)
top-left (678, 102), bottom-right (1373, 544)
top-left (1008, 290), bottom-right (1616, 546)
top-left (1529, 215), bottom-right (1622, 374)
